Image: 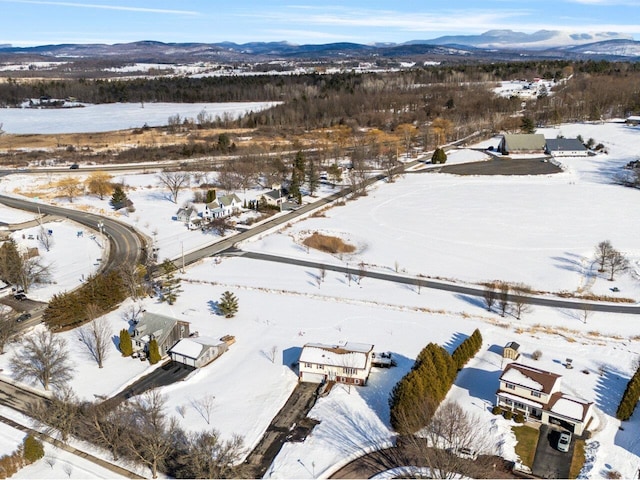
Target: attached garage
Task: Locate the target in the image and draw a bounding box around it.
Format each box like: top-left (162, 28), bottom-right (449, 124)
top-left (300, 371), bottom-right (326, 383)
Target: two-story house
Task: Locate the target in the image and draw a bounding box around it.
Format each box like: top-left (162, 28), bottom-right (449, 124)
top-left (298, 342), bottom-right (374, 386)
top-left (204, 194), bottom-right (242, 220)
top-left (131, 312), bottom-right (190, 358)
top-left (496, 362), bottom-right (593, 435)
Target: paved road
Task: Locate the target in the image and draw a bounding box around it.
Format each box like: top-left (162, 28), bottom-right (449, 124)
top-left (0, 194), bottom-right (144, 272)
top-left (229, 250), bottom-right (640, 314)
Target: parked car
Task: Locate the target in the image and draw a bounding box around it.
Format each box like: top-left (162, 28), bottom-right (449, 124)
top-left (69, 163), bottom-right (80, 169)
top-left (16, 312), bottom-right (31, 322)
top-left (13, 293), bottom-right (27, 301)
top-left (557, 431), bottom-right (572, 452)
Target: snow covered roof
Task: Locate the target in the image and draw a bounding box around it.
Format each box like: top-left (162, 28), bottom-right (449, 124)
top-left (299, 342), bottom-right (374, 369)
top-left (169, 336), bottom-right (226, 360)
top-left (500, 363), bottom-right (561, 394)
top-left (548, 393), bottom-right (592, 422)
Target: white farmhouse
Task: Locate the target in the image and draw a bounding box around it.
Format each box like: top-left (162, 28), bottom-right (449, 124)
top-left (298, 342), bottom-right (374, 386)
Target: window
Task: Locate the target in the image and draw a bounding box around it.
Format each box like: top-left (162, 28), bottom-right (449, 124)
top-left (531, 390), bottom-right (541, 398)
top-left (343, 367), bottom-right (357, 375)
top-left (316, 364), bottom-right (324, 370)
top-left (505, 382), bottom-right (515, 390)
top-left (304, 363), bottom-right (312, 368)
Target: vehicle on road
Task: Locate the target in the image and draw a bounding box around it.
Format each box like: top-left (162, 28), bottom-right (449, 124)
top-left (557, 431), bottom-right (572, 452)
top-left (69, 163), bottom-right (80, 169)
top-left (16, 312), bottom-right (31, 322)
top-left (13, 293), bottom-right (27, 301)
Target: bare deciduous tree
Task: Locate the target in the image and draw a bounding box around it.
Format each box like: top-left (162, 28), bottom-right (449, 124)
top-left (177, 430), bottom-right (246, 479)
top-left (119, 264), bottom-right (147, 300)
top-left (0, 309), bottom-right (17, 354)
top-left (86, 403), bottom-right (129, 461)
top-left (77, 306), bottom-right (111, 368)
top-left (483, 282), bottom-right (497, 312)
top-left (63, 464), bottom-right (73, 478)
top-left (157, 170), bottom-right (190, 204)
top-left (511, 283), bottom-right (533, 320)
top-left (607, 249), bottom-right (629, 281)
top-left (125, 389), bottom-right (176, 479)
top-left (498, 282), bottom-right (510, 317)
top-left (10, 329), bottom-right (74, 390)
top-left (266, 345), bottom-right (278, 364)
top-left (28, 385), bottom-right (79, 442)
top-left (38, 225), bottom-right (53, 252)
top-left (191, 394), bottom-right (216, 425)
top-left (595, 240), bottom-right (614, 272)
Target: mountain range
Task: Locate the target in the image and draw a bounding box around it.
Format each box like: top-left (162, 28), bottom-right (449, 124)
top-left (0, 30), bottom-right (638, 64)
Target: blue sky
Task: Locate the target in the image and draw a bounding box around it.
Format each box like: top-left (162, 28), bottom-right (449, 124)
top-left (1, 0), bottom-right (639, 46)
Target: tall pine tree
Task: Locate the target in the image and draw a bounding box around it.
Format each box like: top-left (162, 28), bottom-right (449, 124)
top-left (119, 329), bottom-right (133, 357)
top-left (218, 291), bottom-right (239, 318)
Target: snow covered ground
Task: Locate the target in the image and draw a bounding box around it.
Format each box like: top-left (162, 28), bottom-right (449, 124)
top-left (0, 120), bottom-right (638, 478)
top-left (0, 101), bottom-right (278, 134)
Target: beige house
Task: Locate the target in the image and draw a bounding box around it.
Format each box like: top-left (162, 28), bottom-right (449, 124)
top-left (298, 342), bottom-right (374, 386)
top-left (496, 362), bottom-right (593, 435)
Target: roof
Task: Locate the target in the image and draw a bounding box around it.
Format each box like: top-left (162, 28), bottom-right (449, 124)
top-left (299, 342), bottom-right (374, 369)
top-left (500, 362), bottom-right (561, 394)
top-left (546, 138), bottom-right (587, 152)
top-left (627, 116), bottom-right (640, 122)
top-left (262, 189), bottom-right (282, 201)
top-left (169, 336), bottom-right (225, 360)
top-left (133, 312), bottom-right (188, 345)
top-left (505, 341), bottom-right (520, 351)
top-left (176, 206), bottom-right (198, 217)
top-left (547, 393), bottom-right (592, 422)
top-left (218, 194), bottom-right (241, 207)
top-left (502, 134), bottom-right (546, 151)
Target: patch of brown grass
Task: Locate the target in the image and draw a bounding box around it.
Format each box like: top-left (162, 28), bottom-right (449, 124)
top-left (512, 425), bottom-right (538, 468)
top-left (569, 438), bottom-right (586, 479)
top-left (303, 232), bottom-right (355, 254)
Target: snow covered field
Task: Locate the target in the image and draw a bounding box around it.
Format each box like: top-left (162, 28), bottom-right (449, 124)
top-left (0, 120), bottom-right (638, 478)
top-left (0, 101), bottom-right (278, 134)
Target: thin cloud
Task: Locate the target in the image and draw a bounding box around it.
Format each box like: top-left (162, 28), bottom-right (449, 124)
top-left (0, 0), bottom-right (199, 15)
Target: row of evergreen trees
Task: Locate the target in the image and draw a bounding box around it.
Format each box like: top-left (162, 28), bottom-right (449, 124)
top-left (616, 363), bottom-right (640, 421)
top-left (44, 270), bottom-right (126, 330)
top-left (452, 328), bottom-right (483, 370)
top-left (389, 329), bottom-right (483, 433)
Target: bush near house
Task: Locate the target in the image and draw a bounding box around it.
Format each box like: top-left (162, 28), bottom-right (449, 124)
top-left (148, 339), bottom-right (161, 365)
top-left (616, 364), bottom-right (640, 420)
top-left (22, 435), bottom-right (44, 464)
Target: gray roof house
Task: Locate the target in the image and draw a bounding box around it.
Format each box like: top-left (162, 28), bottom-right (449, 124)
top-left (499, 134), bottom-right (547, 155)
top-left (204, 194), bottom-right (242, 219)
top-left (176, 205), bottom-right (199, 224)
top-left (131, 312), bottom-right (190, 357)
top-left (545, 138), bottom-right (589, 157)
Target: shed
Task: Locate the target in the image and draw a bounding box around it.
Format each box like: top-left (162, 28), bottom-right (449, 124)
top-left (545, 138), bottom-right (588, 157)
top-left (499, 134), bottom-right (546, 155)
top-left (503, 341), bottom-right (520, 360)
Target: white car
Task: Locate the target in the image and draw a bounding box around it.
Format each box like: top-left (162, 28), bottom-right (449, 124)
top-left (557, 431), bottom-right (572, 452)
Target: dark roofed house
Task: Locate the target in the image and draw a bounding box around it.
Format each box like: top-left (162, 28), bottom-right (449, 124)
top-left (503, 341), bottom-right (520, 360)
top-left (499, 134), bottom-right (546, 155)
top-left (131, 312), bottom-right (190, 358)
top-left (545, 138), bottom-right (589, 157)
top-left (496, 362), bottom-right (593, 435)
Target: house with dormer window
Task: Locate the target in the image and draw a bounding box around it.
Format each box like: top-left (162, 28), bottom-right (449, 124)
top-left (298, 342), bottom-right (374, 386)
top-left (496, 362), bottom-right (593, 435)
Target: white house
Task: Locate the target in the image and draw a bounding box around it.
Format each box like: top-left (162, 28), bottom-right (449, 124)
top-left (298, 342), bottom-right (374, 386)
top-left (545, 138), bottom-right (589, 157)
top-left (176, 205), bottom-right (201, 229)
top-left (496, 362), bottom-right (593, 435)
top-left (131, 312), bottom-right (190, 358)
top-left (168, 336), bottom-right (229, 368)
top-left (204, 194), bottom-right (242, 219)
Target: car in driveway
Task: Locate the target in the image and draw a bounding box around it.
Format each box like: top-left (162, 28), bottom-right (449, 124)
top-left (13, 293), bottom-right (27, 301)
top-left (16, 312), bottom-right (31, 322)
top-left (557, 431), bottom-right (572, 452)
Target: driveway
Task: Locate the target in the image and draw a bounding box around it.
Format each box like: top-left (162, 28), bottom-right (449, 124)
top-left (532, 424), bottom-right (573, 479)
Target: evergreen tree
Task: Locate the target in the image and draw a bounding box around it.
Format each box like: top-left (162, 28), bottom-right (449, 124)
top-left (23, 435), bottom-right (44, 464)
top-left (218, 290), bottom-right (239, 318)
top-left (289, 150), bottom-right (306, 202)
top-left (110, 185), bottom-right (130, 210)
top-left (206, 189), bottom-right (217, 203)
top-left (160, 260), bottom-right (182, 305)
top-left (520, 116), bottom-right (536, 134)
top-left (119, 329), bottom-right (133, 357)
top-left (148, 338), bottom-right (161, 364)
top-left (431, 147), bottom-right (447, 164)
top-left (306, 159), bottom-right (319, 197)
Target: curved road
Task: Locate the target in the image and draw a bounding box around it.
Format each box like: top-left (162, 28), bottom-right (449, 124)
top-left (0, 194), bottom-right (144, 271)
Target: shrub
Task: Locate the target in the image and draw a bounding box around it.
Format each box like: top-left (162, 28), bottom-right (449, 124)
top-left (148, 339), bottom-right (161, 365)
top-left (503, 410), bottom-right (513, 420)
top-left (532, 349), bottom-right (543, 360)
top-left (302, 232), bottom-right (356, 254)
top-left (119, 329), bottom-right (133, 357)
top-left (22, 435), bottom-right (44, 464)
top-left (514, 412), bottom-right (525, 423)
top-left (492, 406), bottom-right (502, 415)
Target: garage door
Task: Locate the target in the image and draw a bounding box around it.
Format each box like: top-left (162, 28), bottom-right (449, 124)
top-left (301, 371), bottom-right (325, 383)
top-left (548, 416), bottom-right (575, 432)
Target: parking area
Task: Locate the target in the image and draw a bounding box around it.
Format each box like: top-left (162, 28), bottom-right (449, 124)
top-left (531, 424), bottom-right (573, 478)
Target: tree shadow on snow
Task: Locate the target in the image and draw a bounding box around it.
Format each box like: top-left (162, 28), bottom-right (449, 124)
top-left (207, 299), bottom-right (221, 316)
top-left (594, 366), bottom-right (629, 417)
top-left (551, 252), bottom-right (586, 274)
top-left (443, 331), bottom-right (468, 355)
top-left (455, 294), bottom-right (487, 311)
top-left (452, 366), bottom-right (502, 409)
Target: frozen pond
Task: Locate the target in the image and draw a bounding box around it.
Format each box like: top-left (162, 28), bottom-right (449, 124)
top-left (0, 101), bottom-right (278, 134)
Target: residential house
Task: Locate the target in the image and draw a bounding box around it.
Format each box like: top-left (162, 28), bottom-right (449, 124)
top-left (168, 336), bottom-right (231, 368)
top-left (260, 186), bottom-right (284, 208)
top-left (496, 362), bottom-right (593, 435)
top-left (502, 341), bottom-right (520, 361)
top-left (204, 194), bottom-right (242, 220)
top-left (131, 312), bottom-right (190, 358)
top-left (499, 134), bottom-right (547, 155)
top-left (176, 206), bottom-right (199, 225)
top-left (545, 138), bottom-right (589, 157)
top-left (298, 342), bottom-right (374, 386)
